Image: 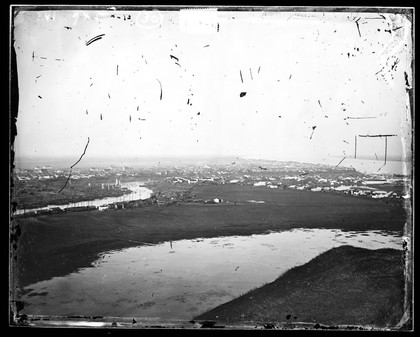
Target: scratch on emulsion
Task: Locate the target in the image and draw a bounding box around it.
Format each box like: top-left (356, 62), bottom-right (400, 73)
top-left (58, 137), bottom-right (90, 193)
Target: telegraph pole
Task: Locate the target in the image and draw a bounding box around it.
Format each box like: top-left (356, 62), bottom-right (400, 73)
top-left (354, 135), bottom-right (357, 159)
top-left (358, 134), bottom-right (397, 165)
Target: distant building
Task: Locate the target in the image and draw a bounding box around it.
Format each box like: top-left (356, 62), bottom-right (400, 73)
top-left (372, 190), bottom-right (392, 198)
top-left (334, 185), bottom-right (352, 191)
top-left (362, 180), bottom-right (388, 185)
top-left (351, 189), bottom-right (366, 196)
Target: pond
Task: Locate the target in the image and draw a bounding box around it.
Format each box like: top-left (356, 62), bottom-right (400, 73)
top-left (19, 228), bottom-right (402, 320)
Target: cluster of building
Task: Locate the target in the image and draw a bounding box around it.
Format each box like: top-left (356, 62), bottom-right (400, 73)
top-left (14, 166), bottom-right (144, 182)
top-left (164, 171), bottom-right (409, 200)
top-left (14, 161), bottom-right (411, 205)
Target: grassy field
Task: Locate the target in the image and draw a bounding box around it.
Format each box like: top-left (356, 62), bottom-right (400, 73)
top-left (12, 178), bottom-right (129, 209)
top-left (194, 245), bottom-right (405, 329)
top-left (11, 185), bottom-right (407, 290)
top-left (191, 183), bottom-right (405, 206)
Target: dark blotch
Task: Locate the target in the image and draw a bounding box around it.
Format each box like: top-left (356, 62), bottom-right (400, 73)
top-left (263, 323), bottom-right (276, 329)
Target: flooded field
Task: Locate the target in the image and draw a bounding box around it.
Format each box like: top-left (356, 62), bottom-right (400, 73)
top-left (18, 228), bottom-right (402, 320)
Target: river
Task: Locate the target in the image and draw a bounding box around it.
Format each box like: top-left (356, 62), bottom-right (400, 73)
top-left (14, 182), bottom-right (153, 215)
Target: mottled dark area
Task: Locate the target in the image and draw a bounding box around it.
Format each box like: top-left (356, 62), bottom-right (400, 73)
top-left (195, 245), bottom-right (404, 328)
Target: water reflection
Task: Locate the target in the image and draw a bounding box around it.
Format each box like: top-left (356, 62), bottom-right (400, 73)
top-left (20, 228), bottom-right (402, 320)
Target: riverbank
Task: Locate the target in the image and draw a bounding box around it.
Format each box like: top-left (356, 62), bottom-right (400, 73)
top-left (11, 187), bottom-right (407, 289)
top-left (194, 245), bottom-right (406, 329)
top-left (13, 182), bottom-right (153, 216)
top-left (12, 178), bottom-right (133, 210)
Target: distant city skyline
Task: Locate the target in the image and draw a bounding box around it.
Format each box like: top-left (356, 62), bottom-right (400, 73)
top-left (13, 153), bottom-right (410, 176)
top-left (12, 8), bottom-right (413, 169)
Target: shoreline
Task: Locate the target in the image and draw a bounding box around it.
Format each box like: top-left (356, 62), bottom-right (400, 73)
top-left (194, 245), bottom-right (406, 329)
top-left (10, 184), bottom-right (410, 329)
top-left (13, 183), bottom-right (153, 216)
top-left (12, 187), bottom-right (406, 289)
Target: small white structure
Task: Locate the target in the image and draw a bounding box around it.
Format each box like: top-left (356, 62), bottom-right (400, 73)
top-left (253, 181), bottom-right (267, 187)
top-left (230, 179), bottom-right (239, 184)
top-left (351, 190), bottom-right (364, 196)
top-left (334, 185), bottom-right (352, 191)
top-left (247, 200), bottom-right (265, 204)
top-left (372, 191), bottom-right (392, 198)
top-left (362, 180), bottom-right (388, 185)
top-left (214, 198), bottom-right (222, 203)
top-left (311, 187), bottom-right (322, 192)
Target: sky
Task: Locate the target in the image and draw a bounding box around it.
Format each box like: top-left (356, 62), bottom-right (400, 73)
top-left (12, 8), bottom-right (413, 169)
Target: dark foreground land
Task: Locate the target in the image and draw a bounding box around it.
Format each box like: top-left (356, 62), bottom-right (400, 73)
top-left (195, 245), bottom-right (405, 328)
top-left (12, 185), bottom-right (407, 290)
top-left (10, 185), bottom-right (410, 329)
